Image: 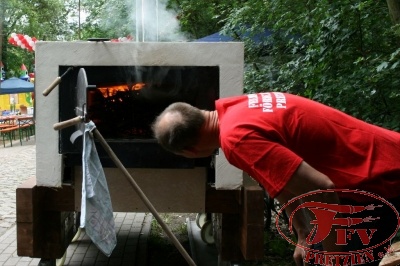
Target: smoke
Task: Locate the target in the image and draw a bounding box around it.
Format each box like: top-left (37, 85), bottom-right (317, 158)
top-left (96, 0), bottom-right (186, 42)
top-left (133, 0), bottom-right (187, 42)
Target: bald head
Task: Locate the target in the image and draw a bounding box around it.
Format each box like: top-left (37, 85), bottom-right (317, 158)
top-left (152, 102), bottom-right (205, 153)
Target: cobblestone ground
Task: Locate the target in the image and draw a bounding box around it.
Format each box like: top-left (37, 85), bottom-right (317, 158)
top-left (0, 139), bottom-right (36, 237)
top-left (0, 139), bottom-right (155, 266)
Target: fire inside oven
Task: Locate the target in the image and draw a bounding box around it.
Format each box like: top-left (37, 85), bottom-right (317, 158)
top-left (58, 66), bottom-right (219, 170)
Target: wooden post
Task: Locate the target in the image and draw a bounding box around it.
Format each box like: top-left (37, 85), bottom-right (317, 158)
top-left (239, 186), bottom-right (264, 260)
top-left (213, 213), bottom-right (244, 262)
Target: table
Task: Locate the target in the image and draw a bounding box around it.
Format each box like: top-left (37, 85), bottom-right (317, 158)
top-left (15, 115), bottom-right (34, 126)
top-left (0, 116), bottom-right (18, 147)
top-left (0, 115), bottom-right (17, 124)
top-left (0, 115), bottom-right (35, 146)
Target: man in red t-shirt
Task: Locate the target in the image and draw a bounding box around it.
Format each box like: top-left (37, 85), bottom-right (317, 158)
top-left (152, 92), bottom-right (400, 265)
top-left (217, 92), bottom-right (400, 199)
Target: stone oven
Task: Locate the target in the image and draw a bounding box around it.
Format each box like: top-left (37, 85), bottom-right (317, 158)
top-left (16, 41), bottom-right (264, 265)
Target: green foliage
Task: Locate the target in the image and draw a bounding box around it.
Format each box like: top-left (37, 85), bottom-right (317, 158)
top-left (221, 0), bottom-right (400, 130)
top-left (166, 0), bottom-right (242, 39)
top-left (78, 0), bottom-right (135, 40)
top-left (1, 0), bottom-right (74, 75)
top-left (3, 46), bottom-right (34, 77)
top-left (3, 0), bottom-right (400, 129)
top-left (263, 230), bottom-right (295, 265)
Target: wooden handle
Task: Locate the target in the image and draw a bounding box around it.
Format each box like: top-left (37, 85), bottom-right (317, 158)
top-left (53, 116), bottom-right (83, 130)
top-left (42, 77), bottom-right (62, 96)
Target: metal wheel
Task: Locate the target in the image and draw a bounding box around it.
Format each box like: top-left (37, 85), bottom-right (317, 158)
top-left (200, 220), bottom-right (215, 245)
top-left (71, 227), bottom-right (82, 242)
top-left (196, 213), bottom-right (207, 229)
top-left (56, 251), bottom-right (66, 266)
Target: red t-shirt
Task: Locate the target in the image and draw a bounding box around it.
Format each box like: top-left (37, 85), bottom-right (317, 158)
top-left (216, 92), bottom-right (400, 199)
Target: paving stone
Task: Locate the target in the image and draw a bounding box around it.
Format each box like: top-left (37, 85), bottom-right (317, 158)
top-left (0, 140), bottom-right (153, 265)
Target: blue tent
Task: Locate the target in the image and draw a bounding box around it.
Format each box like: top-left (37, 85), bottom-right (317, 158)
top-left (196, 32), bottom-right (234, 42)
top-left (195, 29), bottom-right (274, 43)
top-left (0, 77), bottom-right (34, 95)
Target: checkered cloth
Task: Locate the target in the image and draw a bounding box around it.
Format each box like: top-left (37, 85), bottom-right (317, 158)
top-left (80, 121), bottom-right (116, 256)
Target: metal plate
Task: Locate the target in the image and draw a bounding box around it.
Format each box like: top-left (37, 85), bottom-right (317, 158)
top-left (75, 68), bottom-right (88, 133)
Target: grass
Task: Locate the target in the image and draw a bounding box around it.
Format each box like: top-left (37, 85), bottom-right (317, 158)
top-left (145, 212), bottom-right (297, 266)
top-left (146, 213), bottom-right (192, 266)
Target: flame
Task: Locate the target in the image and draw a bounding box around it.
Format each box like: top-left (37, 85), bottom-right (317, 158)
top-left (132, 83), bottom-right (146, 90)
top-left (97, 83), bottom-right (146, 98)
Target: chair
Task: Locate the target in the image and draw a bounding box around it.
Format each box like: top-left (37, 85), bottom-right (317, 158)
top-left (14, 116), bottom-right (35, 145)
top-left (18, 123), bottom-right (34, 145)
top-left (0, 126), bottom-right (19, 147)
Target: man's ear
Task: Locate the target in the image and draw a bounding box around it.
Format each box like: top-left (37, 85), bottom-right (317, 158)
top-left (181, 147), bottom-right (197, 157)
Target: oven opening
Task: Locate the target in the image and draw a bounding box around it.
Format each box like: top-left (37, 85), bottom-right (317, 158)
top-left (58, 65), bottom-right (219, 169)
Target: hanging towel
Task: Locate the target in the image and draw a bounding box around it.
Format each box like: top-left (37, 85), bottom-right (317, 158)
top-left (80, 121), bottom-right (116, 256)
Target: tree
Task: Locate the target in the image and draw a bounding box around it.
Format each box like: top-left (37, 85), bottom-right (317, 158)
top-left (166, 0), bottom-right (242, 39)
top-left (168, 0), bottom-right (400, 129)
top-left (218, 0), bottom-right (400, 130)
top-left (77, 0), bottom-right (134, 40)
top-left (3, 0), bottom-right (399, 129)
top-left (1, 0), bottom-right (75, 75)
top-left (387, 0), bottom-right (400, 25)
top-left (78, 0), bottom-right (183, 41)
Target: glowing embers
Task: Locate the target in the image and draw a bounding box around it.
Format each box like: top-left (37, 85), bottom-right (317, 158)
top-left (97, 83), bottom-right (146, 98)
top-left (86, 84), bottom-right (161, 139)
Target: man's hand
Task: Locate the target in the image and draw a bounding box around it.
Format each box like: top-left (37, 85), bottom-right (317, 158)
top-left (294, 245), bottom-right (309, 266)
top-left (293, 230), bottom-right (312, 266)
top-left (276, 161), bottom-right (341, 266)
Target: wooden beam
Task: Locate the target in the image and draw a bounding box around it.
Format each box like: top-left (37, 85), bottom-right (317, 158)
top-left (16, 177), bottom-right (75, 258)
top-left (39, 184), bottom-right (75, 212)
top-left (205, 185), bottom-right (241, 213)
top-left (16, 177), bottom-right (40, 257)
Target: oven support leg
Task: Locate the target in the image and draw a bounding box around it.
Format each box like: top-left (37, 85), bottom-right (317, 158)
top-left (16, 177), bottom-right (76, 261)
top-left (239, 186), bottom-right (265, 259)
top-left (17, 178), bottom-right (264, 264)
top-left (205, 185), bottom-right (264, 263)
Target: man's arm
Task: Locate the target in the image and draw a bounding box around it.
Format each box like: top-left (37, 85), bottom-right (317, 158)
top-left (276, 189), bottom-right (312, 266)
top-left (276, 161), bottom-right (341, 266)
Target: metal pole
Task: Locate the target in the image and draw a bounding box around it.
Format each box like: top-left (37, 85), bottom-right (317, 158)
top-left (135, 0), bottom-right (144, 42)
top-left (78, 0), bottom-right (81, 40)
top-left (156, 0), bottom-right (159, 41)
top-left (141, 0), bottom-right (145, 41)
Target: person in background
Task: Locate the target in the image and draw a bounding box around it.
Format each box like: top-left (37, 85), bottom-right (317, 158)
top-left (10, 97), bottom-right (15, 114)
top-left (152, 92), bottom-right (400, 266)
